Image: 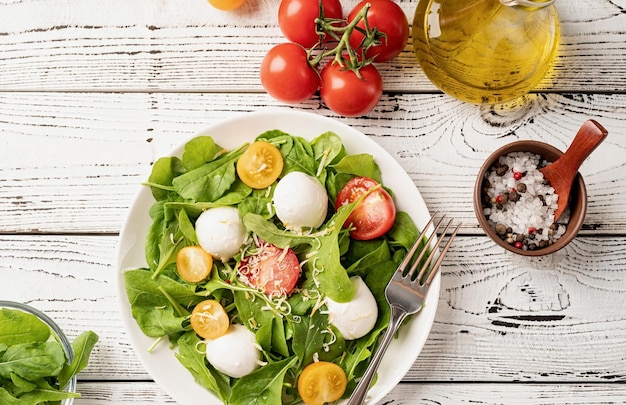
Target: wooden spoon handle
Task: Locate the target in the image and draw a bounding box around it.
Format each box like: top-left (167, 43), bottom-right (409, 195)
top-left (552, 120), bottom-right (608, 180)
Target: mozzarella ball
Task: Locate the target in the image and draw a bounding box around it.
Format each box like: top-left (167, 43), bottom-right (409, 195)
top-left (273, 171), bottom-right (328, 231)
top-left (325, 276), bottom-right (378, 340)
top-left (204, 324), bottom-right (260, 378)
top-left (195, 207), bottom-right (247, 261)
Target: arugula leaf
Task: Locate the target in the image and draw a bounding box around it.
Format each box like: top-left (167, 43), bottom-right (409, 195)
top-left (230, 356), bottom-right (297, 405)
top-left (291, 310), bottom-right (328, 369)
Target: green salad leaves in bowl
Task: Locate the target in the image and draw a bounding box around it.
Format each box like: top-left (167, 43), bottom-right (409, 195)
top-left (0, 301), bottom-right (98, 405)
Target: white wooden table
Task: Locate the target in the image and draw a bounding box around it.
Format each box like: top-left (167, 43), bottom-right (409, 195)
top-left (1, 0), bottom-right (625, 403)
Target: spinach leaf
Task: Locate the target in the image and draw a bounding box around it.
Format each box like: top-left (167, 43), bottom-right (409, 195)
top-left (281, 136), bottom-right (317, 177)
top-left (146, 156), bottom-right (185, 201)
top-left (57, 330), bottom-right (99, 389)
top-left (291, 310), bottom-right (328, 368)
top-left (238, 187), bottom-right (274, 220)
top-left (17, 386), bottom-right (80, 404)
top-left (311, 131), bottom-right (346, 169)
top-left (230, 356), bottom-right (297, 405)
top-left (0, 342), bottom-right (65, 380)
top-left (124, 269), bottom-right (201, 337)
top-left (175, 331), bottom-right (231, 402)
top-left (172, 144), bottom-right (246, 202)
top-left (331, 153), bottom-right (382, 183)
top-left (387, 211), bottom-right (420, 251)
top-left (0, 309), bottom-right (50, 346)
top-left (182, 136), bottom-right (224, 171)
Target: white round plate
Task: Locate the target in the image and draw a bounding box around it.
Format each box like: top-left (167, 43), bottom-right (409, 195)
top-left (116, 108), bottom-right (439, 405)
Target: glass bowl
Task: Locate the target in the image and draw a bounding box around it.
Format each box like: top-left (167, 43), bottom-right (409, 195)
top-left (0, 300), bottom-right (77, 404)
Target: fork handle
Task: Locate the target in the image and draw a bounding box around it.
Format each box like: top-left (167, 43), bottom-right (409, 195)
top-left (346, 305), bottom-right (409, 405)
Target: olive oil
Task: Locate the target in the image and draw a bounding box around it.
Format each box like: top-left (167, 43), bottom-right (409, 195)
top-left (412, 0), bottom-right (560, 104)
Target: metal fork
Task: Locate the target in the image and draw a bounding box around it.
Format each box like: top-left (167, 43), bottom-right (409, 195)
top-left (346, 214), bottom-right (460, 405)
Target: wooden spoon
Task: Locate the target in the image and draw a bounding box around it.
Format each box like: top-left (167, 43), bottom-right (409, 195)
top-left (539, 119), bottom-right (608, 221)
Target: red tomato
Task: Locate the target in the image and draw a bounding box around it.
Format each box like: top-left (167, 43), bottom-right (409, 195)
top-left (335, 176), bottom-right (396, 240)
top-left (238, 242), bottom-right (301, 296)
top-left (278, 0), bottom-right (343, 48)
top-left (260, 43), bottom-right (320, 104)
top-left (320, 60), bottom-right (383, 117)
top-left (348, 0), bottom-right (409, 62)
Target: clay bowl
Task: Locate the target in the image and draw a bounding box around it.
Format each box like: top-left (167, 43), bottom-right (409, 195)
top-left (473, 140), bottom-right (587, 257)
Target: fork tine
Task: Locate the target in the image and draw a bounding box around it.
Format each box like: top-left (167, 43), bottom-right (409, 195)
top-left (396, 212), bottom-right (438, 275)
top-left (406, 215), bottom-right (449, 280)
top-left (425, 222), bottom-right (461, 286)
top-left (412, 216), bottom-right (454, 281)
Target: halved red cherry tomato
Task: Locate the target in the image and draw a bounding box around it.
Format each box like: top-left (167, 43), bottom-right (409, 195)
top-left (260, 43), bottom-right (320, 104)
top-left (236, 141), bottom-right (284, 189)
top-left (335, 176), bottom-right (396, 240)
top-left (297, 361), bottom-right (347, 405)
top-left (320, 60), bottom-right (383, 117)
top-left (238, 242), bottom-right (301, 296)
top-left (190, 299), bottom-right (230, 340)
top-left (176, 245), bottom-right (213, 283)
top-left (278, 0), bottom-right (343, 48)
top-left (348, 0), bottom-right (409, 62)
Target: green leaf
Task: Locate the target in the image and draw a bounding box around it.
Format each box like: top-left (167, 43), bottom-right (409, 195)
top-left (311, 131), bottom-right (346, 169)
top-left (182, 136), bottom-right (224, 171)
top-left (124, 269), bottom-right (201, 337)
top-left (147, 156), bottom-right (185, 201)
top-left (331, 153), bottom-right (382, 183)
top-left (0, 309), bottom-right (51, 346)
top-left (230, 356), bottom-right (297, 405)
top-left (0, 386), bottom-right (28, 405)
top-left (57, 330), bottom-right (99, 389)
top-left (0, 342), bottom-right (65, 381)
top-left (387, 211), bottom-right (420, 251)
top-left (291, 310), bottom-right (328, 368)
top-left (175, 331), bottom-right (231, 402)
top-left (172, 144), bottom-right (246, 202)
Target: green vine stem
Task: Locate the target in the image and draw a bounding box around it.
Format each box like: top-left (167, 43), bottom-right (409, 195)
top-left (309, 2), bottom-right (384, 79)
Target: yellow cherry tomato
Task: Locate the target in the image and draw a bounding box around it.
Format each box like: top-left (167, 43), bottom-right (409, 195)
top-left (236, 141), bottom-right (284, 189)
top-left (190, 299), bottom-right (230, 340)
top-left (208, 0), bottom-right (244, 11)
top-left (176, 246), bottom-right (213, 283)
top-left (297, 361), bottom-right (347, 405)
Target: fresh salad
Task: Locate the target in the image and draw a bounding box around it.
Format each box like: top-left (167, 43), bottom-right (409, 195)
top-left (124, 129), bottom-right (423, 405)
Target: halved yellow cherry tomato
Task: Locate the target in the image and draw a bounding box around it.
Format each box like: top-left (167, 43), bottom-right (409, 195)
top-left (208, 0), bottom-right (245, 11)
top-left (236, 141), bottom-right (284, 189)
top-left (297, 361), bottom-right (347, 405)
top-left (190, 299), bottom-right (230, 340)
top-left (176, 246), bottom-right (213, 283)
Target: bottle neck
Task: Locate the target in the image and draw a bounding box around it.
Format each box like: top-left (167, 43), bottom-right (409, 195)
top-left (499, 0), bottom-right (556, 8)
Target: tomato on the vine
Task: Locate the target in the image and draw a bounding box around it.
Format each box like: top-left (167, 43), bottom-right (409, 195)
top-left (348, 0), bottom-right (409, 62)
top-left (335, 176), bottom-right (396, 240)
top-left (320, 60), bottom-right (383, 117)
top-left (278, 0), bottom-right (343, 48)
top-left (260, 43), bottom-right (320, 104)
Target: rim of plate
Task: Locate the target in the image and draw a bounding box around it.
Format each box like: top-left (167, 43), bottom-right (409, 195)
top-left (115, 108), bottom-right (440, 405)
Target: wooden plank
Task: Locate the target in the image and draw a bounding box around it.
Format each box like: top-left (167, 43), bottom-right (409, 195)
top-left (0, 0), bottom-right (624, 92)
top-left (0, 92), bottom-right (624, 234)
top-left (1, 234), bottom-right (624, 382)
top-left (73, 381), bottom-right (626, 404)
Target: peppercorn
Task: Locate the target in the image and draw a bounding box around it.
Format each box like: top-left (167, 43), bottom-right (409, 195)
top-left (495, 165), bottom-right (509, 176)
top-left (499, 193), bottom-right (509, 204)
top-left (516, 183), bottom-right (527, 193)
top-left (509, 190), bottom-right (519, 202)
top-left (514, 241), bottom-right (523, 249)
top-left (513, 171), bottom-right (523, 180)
top-left (495, 223), bottom-right (507, 236)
